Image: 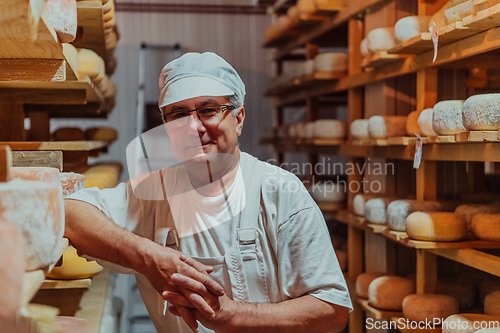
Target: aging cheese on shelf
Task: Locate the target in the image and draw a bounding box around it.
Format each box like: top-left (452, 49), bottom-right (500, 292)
top-left (429, 0), bottom-right (470, 31)
top-left (3, 167), bottom-right (64, 271)
top-left (368, 276), bottom-right (415, 310)
top-left (471, 214), bottom-right (500, 242)
top-left (313, 120), bottom-right (346, 138)
top-left (51, 127), bottom-right (85, 141)
top-left (368, 116), bottom-right (408, 139)
top-left (443, 314), bottom-right (500, 333)
top-left (60, 172), bottom-right (85, 197)
top-left (85, 127), bottom-right (118, 141)
top-left (47, 246), bottom-right (102, 280)
top-left (394, 16), bottom-right (431, 43)
top-left (366, 28), bottom-right (396, 54)
top-left (42, 0), bottom-right (77, 43)
top-left (62, 43), bottom-right (78, 71)
top-left (432, 100), bottom-right (468, 135)
top-left (402, 294), bottom-right (459, 322)
top-left (353, 193), bottom-right (376, 216)
top-left (360, 38), bottom-right (370, 57)
top-left (455, 204), bottom-right (500, 229)
top-left (444, 0), bottom-right (476, 24)
top-left (485, 290), bottom-right (500, 316)
top-left (480, 280), bottom-right (500, 304)
top-left (350, 119), bottom-right (369, 139)
top-left (406, 212), bottom-right (468, 242)
top-left (310, 182), bottom-right (345, 202)
top-left (77, 49), bottom-right (105, 85)
top-left (304, 122), bottom-right (315, 139)
top-left (355, 272), bottom-right (385, 299)
top-left (407, 110), bottom-right (424, 137)
top-left (303, 59), bottom-right (315, 76)
top-left (437, 280), bottom-right (476, 310)
top-left (462, 94), bottom-right (500, 130)
top-left (418, 108), bottom-right (438, 137)
top-left (387, 200), bottom-right (449, 231)
top-left (364, 198), bottom-right (394, 224)
top-left (314, 53), bottom-right (348, 73)
top-left (0, 222), bottom-right (23, 319)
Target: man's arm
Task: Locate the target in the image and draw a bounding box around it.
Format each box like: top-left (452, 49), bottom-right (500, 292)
top-left (64, 199), bottom-right (224, 320)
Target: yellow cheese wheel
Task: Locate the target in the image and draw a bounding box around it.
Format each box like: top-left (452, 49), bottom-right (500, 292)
top-left (51, 127), bottom-right (84, 141)
top-left (402, 294), bottom-right (459, 322)
top-left (62, 43), bottom-right (78, 71)
top-left (368, 276), bottom-right (415, 310)
top-left (77, 49), bottom-right (105, 85)
top-left (406, 212), bottom-right (468, 242)
top-left (355, 272), bottom-right (385, 299)
top-left (102, 0), bottom-right (113, 14)
top-left (471, 214), bottom-right (500, 242)
top-left (84, 127), bottom-right (118, 141)
top-left (47, 246), bottom-right (102, 280)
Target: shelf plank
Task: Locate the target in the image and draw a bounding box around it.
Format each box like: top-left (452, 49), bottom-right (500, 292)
top-left (266, 71), bottom-right (345, 96)
top-left (361, 51), bottom-right (406, 68)
top-left (430, 248), bottom-right (500, 278)
top-left (404, 235), bottom-right (500, 249)
top-left (455, 131), bottom-right (500, 142)
top-left (335, 210), bottom-right (386, 233)
top-left (316, 200), bottom-right (345, 212)
top-left (357, 298), bottom-right (403, 320)
top-left (41, 278), bottom-right (92, 290)
top-left (463, 3), bottom-right (500, 30)
top-left (438, 21), bottom-right (482, 44)
top-left (72, 1), bottom-right (107, 62)
top-left (1, 141), bottom-right (110, 152)
top-left (311, 1), bottom-right (344, 16)
top-left (12, 151), bottom-right (63, 170)
top-left (388, 33), bottom-right (433, 55)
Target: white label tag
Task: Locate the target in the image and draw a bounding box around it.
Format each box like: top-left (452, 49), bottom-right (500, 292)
top-left (414, 134), bottom-right (422, 169)
top-left (430, 22), bottom-right (438, 63)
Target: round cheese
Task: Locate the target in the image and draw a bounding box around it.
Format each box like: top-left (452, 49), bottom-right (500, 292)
top-left (353, 193), bottom-right (375, 216)
top-left (102, 0), bottom-right (114, 14)
top-left (287, 5), bottom-right (299, 21)
top-left (60, 172), bottom-right (85, 197)
top-left (432, 100), bottom-right (467, 135)
top-left (406, 212), bottom-right (468, 242)
top-left (297, 0), bottom-right (316, 14)
top-left (77, 49), bottom-right (105, 85)
top-left (437, 280), bottom-right (476, 310)
top-left (367, 28), bottom-right (396, 53)
top-left (310, 182), bottom-right (345, 202)
top-left (364, 198), bottom-right (393, 224)
top-left (387, 200), bottom-right (448, 231)
top-left (350, 119), bottom-right (369, 139)
top-left (368, 276), bottom-right (415, 310)
top-left (402, 294), bottom-right (459, 322)
top-left (314, 53), bottom-right (348, 73)
top-left (480, 280), bottom-right (500, 304)
top-left (62, 43), bottom-right (78, 71)
top-left (407, 110), bottom-right (424, 136)
top-left (394, 16), bottom-right (431, 43)
top-left (471, 214), bottom-right (500, 242)
top-left (485, 290), bottom-right (500, 316)
top-left (313, 120), bottom-right (346, 138)
top-left (47, 246), bottom-right (102, 280)
top-left (455, 205), bottom-right (500, 230)
top-left (462, 94), bottom-right (500, 131)
top-left (443, 314), bottom-right (500, 333)
top-left (355, 272), bottom-right (385, 299)
top-left (303, 59), bottom-right (315, 76)
top-left (84, 127), bottom-right (118, 141)
top-left (43, 0), bottom-right (77, 43)
top-left (304, 122), bottom-right (315, 139)
top-left (418, 108), bottom-right (438, 137)
top-left (51, 127), bottom-right (84, 141)
top-left (0, 222), bottom-right (23, 319)
top-left (360, 38), bottom-right (370, 57)
top-left (368, 116), bottom-right (408, 139)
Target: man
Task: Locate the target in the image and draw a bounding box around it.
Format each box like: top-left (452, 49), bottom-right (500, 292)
top-left (65, 52), bottom-right (352, 333)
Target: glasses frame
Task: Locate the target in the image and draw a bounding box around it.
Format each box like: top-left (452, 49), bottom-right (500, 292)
top-left (160, 104), bottom-right (237, 127)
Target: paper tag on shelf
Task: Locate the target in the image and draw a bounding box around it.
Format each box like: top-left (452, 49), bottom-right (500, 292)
top-left (414, 134), bottom-right (422, 169)
top-left (430, 22), bottom-right (438, 63)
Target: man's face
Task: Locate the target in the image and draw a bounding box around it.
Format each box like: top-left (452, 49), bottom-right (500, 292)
top-left (163, 96), bottom-right (244, 165)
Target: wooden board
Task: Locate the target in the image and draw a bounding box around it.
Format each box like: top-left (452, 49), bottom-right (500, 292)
top-left (420, 136), bottom-right (456, 143)
top-left (356, 298), bottom-right (403, 320)
top-left (335, 210), bottom-right (386, 233)
top-left (72, 1), bottom-right (106, 62)
top-left (311, 0), bottom-right (344, 15)
top-left (438, 21), bottom-right (483, 44)
top-left (387, 137), bottom-right (417, 146)
top-left (41, 278), bottom-right (92, 290)
top-left (315, 200), bottom-right (345, 212)
top-left (455, 131), bottom-right (500, 142)
top-left (265, 71), bottom-right (345, 96)
top-left (431, 248), bottom-right (500, 278)
top-left (309, 137), bottom-right (345, 146)
top-left (463, 3), bottom-right (500, 30)
top-left (1, 141), bottom-right (109, 152)
top-left (351, 138), bottom-right (389, 146)
top-left (388, 33), bottom-right (433, 55)
top-left (361, 51), bottom-right (406, 68)
top-left (12, 151), bottom-right (63, 170)
top-left (404, 235), bottom-right (500, 249)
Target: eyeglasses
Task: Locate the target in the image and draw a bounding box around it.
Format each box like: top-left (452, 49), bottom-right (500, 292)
top-left (161, 105), bottom-right (237, 128)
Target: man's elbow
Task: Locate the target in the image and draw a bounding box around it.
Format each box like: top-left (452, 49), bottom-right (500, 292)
top-left (330, 305), bottom-right (349, 333)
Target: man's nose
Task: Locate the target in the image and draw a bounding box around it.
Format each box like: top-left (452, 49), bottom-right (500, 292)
top-left (187, 113), bottom-right (206, 133)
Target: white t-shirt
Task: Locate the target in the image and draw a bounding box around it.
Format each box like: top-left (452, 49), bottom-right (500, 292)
top-left (68, 152), bottom-right (353, 332)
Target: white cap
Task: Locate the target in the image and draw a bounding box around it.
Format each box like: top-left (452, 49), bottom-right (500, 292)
top-left (158, 52), bottom-right (246, 109)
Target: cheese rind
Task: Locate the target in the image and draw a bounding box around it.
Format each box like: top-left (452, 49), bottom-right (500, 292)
top-left (445, 1), bottom-right (476, 24)
top-left (432, 100), bottom-right (467, 135)
top-left (353, 193), bottom-right (375, 216)
top-left (313, 120), bottom-right (347, 138)
top-left (355, 272), bottom-right (385, 299)
top-left (443, 314), bottom-right (500, 333)
top-left (43, 0), bottom-right (77, 43)
top-left (310, 182), bottom-right (345, 202)
top-left (462, 94), bottom-right (500, 131)
top-left (485, 290), bottom-right (500, 316)
top-left (77, 49), bottom-right (105, 85)
top-left (314, 53), bottom-right (348, 73)
top-left (394, 16), bottom-right (431, 43)
top-left (406, 212), bottom-right (468, 241)
top-left (350, 119), bottom-right (369, 139)
top-left (368, 116), bottom-right (408, 139)
top-left (471, 214), bottom-right (500, 242)
top-left (369, 276), bottom-right (415, 310)
top-left (387, 200), bottom-right (448, 231)
top-left (62, 43), bottom-right (78, 71)
top-left (60, 173), bottom-right (85, 197)
top-left (367, 28), bottom-right (396, 54)
top-left (455, 204), bottom-right (500, 229)
top-left (360, 38), bottom-right (370, 57)
top-left (418, 108), bottom-right (438, 137)
top-left (364, 198), bottom-right (393, 224)
top-left (402, 294), bottom-right (459, 322)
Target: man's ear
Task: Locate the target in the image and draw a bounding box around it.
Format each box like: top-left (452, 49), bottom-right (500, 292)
top-left (235, 107), bottom-right (245, 136)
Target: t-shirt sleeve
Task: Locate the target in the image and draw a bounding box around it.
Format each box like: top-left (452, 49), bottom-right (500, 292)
top-left (276, 204), bottom-right (353, 312)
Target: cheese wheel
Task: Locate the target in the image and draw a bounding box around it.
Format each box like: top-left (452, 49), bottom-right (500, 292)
top-left (355, 272), bottom-right (385, 299)
top-left (0, 222), bottom-right (24, 319)
top-left (455, 204), bottom-right (500, 229)
top-left (407, 110), bottom-right (424, 136)
top-left (360, 38), bottom-right (370, 57)
top-left (102, 0), bottom-right (114, 14)
top-left (60, 172), bottom-right (85, 197)
top-left (105, 30), bottom-right (118, 52)
top-left (350, 119), bottom-right (369, 139)
top-left (418, 108), bottom-right (438, 137)
top-left (368, 276), bottom-right (415, 310)
top-left (480, 280), bottom-right (500, 304)
top-left (353, 193), bottom-right (376, 216)
top-left (303, 59), bottom-right (315, 76)
top-left (84, 127), bottom-right (118, 141)
top-left (406, 212), bottom-right (468, 242)
top-left (310, 182), bottom-right (345, 202)
top-left (429, 0), bottom-right (470, 31)
top-left (460, 192), bottom-right (500, 204)
top-left (314, 120), bottom-right (346, 138)
top-left (368, 116), bottom-right (408, 139)
top-left (62, 43), bottom-right (78, 71)
top-left (437, 280), bottom-right (476, 310)
top-left (394, 16), bottom-right (431, 43)
top-left (387, 200), bottom-right (450, 231)
top-left (485, 290), bottom-right (500, 316)
top-left (304, 122), bottom-right (315, 139)
top-left (364, 198), bottom-right (394, 224)
top-left (51, 127), bottom-right (84, 141)
top-left (402, 294), bottom-right (459, 322)
top-left (314, 53), bottom-right (348, 73)
top-left (287, 5), bottom-right (299, 21)
top-left (432, 100), bottom-right (467, 135)
top-left (471, 214), bottom-right (500, 242)
top-left (103, 2), bottom-right (114, 22)
top-left (77, 49), bottom-right (105, 84)
top-left (445, 1), bottom-right (476, 24)
top-left (42, 0), bottom-right (77, 43)
top-left (462, 94), bottom-right (500, 130)
top-left (47, 246), bottom-right (102, 280)
top-left (443, 314), bottom-right (500, 333)
top-left (367, 28), bottom-right (396, 54)
top-left (297, 0), bottom-right (316, 14)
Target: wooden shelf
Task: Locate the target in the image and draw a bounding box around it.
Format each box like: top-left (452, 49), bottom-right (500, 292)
top-left (388, 33), bottom-right (433, 55)
top-left (430, 248), bottom-right (500, 278)
top-left (1, 140), bottom-right (111, 152)
top-left (463, 3), bottom-right (500, 30)
top-left (357, 297), bottom-right (402, 320)
top-left (41, 278), bottom-right (92, 290)
top-left (266, 71), bottom-right (346, 96)
top-left (311, 1), bottom-right (344, 16)
top-left (334, 210), bottom-right (386, 233)
top-left (455, 131), bottom-right (500, 142)
top-left (361, 51), bottom-right (406, 68)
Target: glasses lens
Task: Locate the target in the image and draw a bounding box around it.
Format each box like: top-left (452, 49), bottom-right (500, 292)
top-left (165, 112), bottom-right (189, 128)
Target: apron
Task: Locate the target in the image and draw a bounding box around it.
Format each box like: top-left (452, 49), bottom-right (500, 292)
top-left (154, 155), bottom-right (271, 333)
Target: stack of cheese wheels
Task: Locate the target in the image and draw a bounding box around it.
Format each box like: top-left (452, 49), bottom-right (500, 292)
top-left (443, 314), bottom-right (500, 333)
top-left (418, 108), bottom-right (438, 137)
top-left (485, 290), bottom-right (500, 315)
top-left (471, 214), bottom-right (500, 242)
top-left (394, 16), bottom-right (431, 43)
top-left (60, 172), bottom-right (86, 197)
top-left (85, 127), bottom-right (118, 142)
top-left (402, 294), bottom-right (459, 322)
top-left (432, 100), bottom-right (467, 135)
top-left (310, 182), bottom-right (345, 203)
top-left (387, 200), bottom-right (450, 231)
top-left (437, 280), bottom-right (476, 310)
top-left (51, 127), bottom-right (85, 141)
top-left (313, 120), bottom-right (347, 139)
top-left (43, 0), bottom-right (77, 43)
top-left (407, 110), bottom-right (424, 136)
top-left (355, 272), bottom-right (385, 298)
top-left (0, 222), bottom-right (24, 319)
top-left (62, 43), bottom-right (79, 71)
top-left (103, 0), bottom-right (116, 30)
top-left (366, 28), bottom-right (396, 54)
top-left (6, 167), bottom-right (64, 271)
top-left (406, 212), bottom-right (468, 242)
top-left (353, 193), bottom-right (376, 216)
top-left (462, 94), bottom-right (500, 130)
top-left (364, 198), bottom-right (394, 224)
top-left (77, 49), bottom-right (105, 86)
top-left (314, 53), bottom-right (348, 73)
top-left (455, 204), bottom-right (500, 229)
top-left (368, 116), bottom-right (408, 139)
top-left (350, 119), bottom-right (370, 139)
top-left (369, 276), bottom-right (415, 310)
